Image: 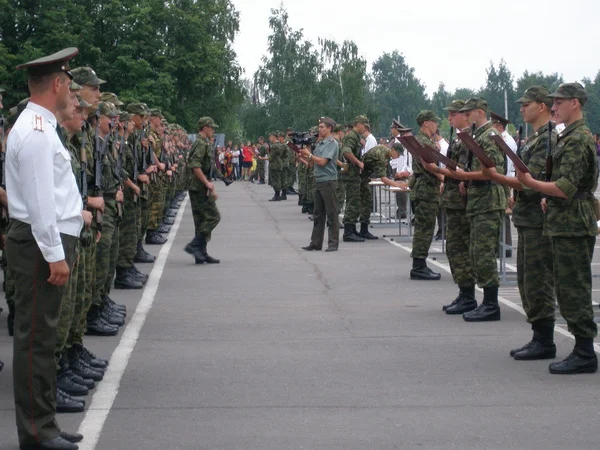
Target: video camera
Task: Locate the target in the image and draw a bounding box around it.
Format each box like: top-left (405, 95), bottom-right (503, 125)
top-left (290, 131), bottom-right (317, 148)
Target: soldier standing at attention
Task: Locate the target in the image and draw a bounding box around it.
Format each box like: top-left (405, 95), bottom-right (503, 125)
top-left (517, 83), bottom-right (598, 374)
top-left (267, 131), bottom-right (285, 201)
top-left (6, 47), bottom-right (84, 450)
top-left (341, 116), bottom-right (368, 242)
top-left (483, 87), bottom-right (557, 360)
top-left (256, 136), bottom-right (268, 184)
top-left (410, 110), bottom-right (443, 280)
top-left (184, 117), bottom-right (221, 264)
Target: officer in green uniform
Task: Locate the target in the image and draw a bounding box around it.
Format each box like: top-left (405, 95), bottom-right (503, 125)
top-left (184, 116), bottom-right (221, 264)
top-left (517, 83), bottom-right (598, 375)
top-left (483, 87), bottom-right (557, 359)
top-left (410, 110), bottom-right (443, 280)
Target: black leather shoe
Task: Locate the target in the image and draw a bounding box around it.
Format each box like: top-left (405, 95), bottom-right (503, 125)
top-left (57, 371), bottom-right (88, 397)
top-left (134, 242), bottom-right (156, 263)
top-left (56, 389), bottom-right (85, 414)
top-left (114, 272), bottom-right (144, 289)
top-left (325, 246), bottom-right (338, 252)
top-left (302, 245), bottom-right (321, 251)
top-left (60, 432), bottom-right (83, 444)
top-left (20, 436), bottom-right (79, 449)
top-left (162, 217), bottom-right (175, 225)
top-left (70, 356), bottom-right (104, 381)
top-left (342, 233), bottom-right (364, 242)
top-left (156, 223), bottom-right (171, 234)
top-left (510, 339), bottom-right (535, 357)
top-left (549, 350), bottom-right (597, 374)
top-left (280, 192), bottom-right (287, 200)
top-left (69, 372), bottom-right (95, 390)
top-left (463, 303), bottom-right (500, 322)
top-left (445, 299), bottom-right (477, 315)
top-left (359, 223), bottom-right (378, 240)
top-left (514, 340), bottom-right (556, 360)
top-left (185, 240), bottom-right (207, 263)
top-left (85, 317), bottom-right (119, 336)
top-left (75, 345), bottom-right (108, 369)
top-left (125, 267), bottom-right (147, 285)
top-left (203, 253), bottom-right (220, 264)
top-left (102, 294), bottom-right (126, 314)
top-left (145, 232), bottom-right (167, 245)
top-left (442, 295), bottom-right (460, 312)
top-left (410, 266), bottom-right (441, 280)
top-left (165, 209), bottom-right (177, 218)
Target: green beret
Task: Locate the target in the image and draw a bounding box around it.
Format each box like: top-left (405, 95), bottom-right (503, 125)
top-left (101, 92), bottom-right (124, 106)
top-left (549, 83), bottom-right (588, 106)
top-left (71, 67), bottom-right (106, 86)
top-left (354, 115), bottom-right (370, 126)
top-left (460, 97), bottom-right (489, 113)
top-left (198, 116), bottom-right (218, 129)
top-left (126, 103), bottom-right (148, 116)
top-left (444, 99), bottom-right (466, 112)
top-left (516, 86), bottom-right (553, 108)
top-left (416, 110), bottom-right (441, 126)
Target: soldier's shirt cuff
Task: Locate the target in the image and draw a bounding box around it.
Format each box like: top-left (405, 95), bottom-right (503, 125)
top-left (554, 177), bottom-right (577, 199)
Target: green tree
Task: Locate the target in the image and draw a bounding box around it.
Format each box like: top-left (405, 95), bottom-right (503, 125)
top-left (430, 82), bottom-right (451, 120)
top-left (480, 59), bottom-right (517, 123)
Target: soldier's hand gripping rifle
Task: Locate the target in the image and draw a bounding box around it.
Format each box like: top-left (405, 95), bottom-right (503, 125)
top-left (93, 109), bottom-right (104, 232)
top-left (115, 120), bottom-right (125, 219)
top-left (160, 130), bottom-right (173, 184)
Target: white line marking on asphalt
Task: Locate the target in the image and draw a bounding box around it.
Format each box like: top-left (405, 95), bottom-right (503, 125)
top-left (385, 238), bottom-right (600, 354)
top-left (76, 196), bottom-right (189, 450)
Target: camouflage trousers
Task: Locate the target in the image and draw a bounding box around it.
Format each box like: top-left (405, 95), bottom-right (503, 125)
top-left (342, 177), bottom-right (360, 225)
top-left (95, 198), bottom-right (119, 305)
top-left (148, 177), bottom-right (166, 230)
top-left (267, 163), bottom-right (272, 186)
top-left (551, 235), bottom-right (597, 338)
top-left (256, 162), bottom-right (265, 181)
top-left (139, 195), bottom-right (150, 241)
top-left (469, 210), bottom-right (502, 288)
top-left (336, 175), bottom-right (346, 214)
top-left (75, 230), bottom-right (95, 346)
top-left (516, 227), bottom-right (555, 324)
top-left (298, 165), bottom-right (307, 197)
top-left (55, 241), bottom-right (81, 362)
top-left (410, 200), bottom-right (438, 260)
top-left (358, 176), bottom-right (372, 223)
top-left (285, 165), bottom-right (296, 189)
top-left (164, 176), bottom-right (176, 208)
top-left (270, 169), bottom-right (284, 191)
top-left (445, 208), bottom-right (476, 287)
top-left (117, 188), bottom-right (140, 270)
top-left (189, 190), bottom-right (221, 242)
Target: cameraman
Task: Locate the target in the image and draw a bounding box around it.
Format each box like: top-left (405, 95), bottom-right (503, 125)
top-left (301, 117), bottom-right (340, 252)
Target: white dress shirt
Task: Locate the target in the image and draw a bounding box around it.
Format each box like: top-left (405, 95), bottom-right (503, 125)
top-left (393, 137), bottom-right (413, 174)
top-left (6, 102), bottom-right (83, 262)
top-left (361, 133), bottom-right (377, 156)
top-left (501, 130), bottom-right (518, 176)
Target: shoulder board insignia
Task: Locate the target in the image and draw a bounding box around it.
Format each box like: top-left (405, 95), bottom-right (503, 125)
top-left (32, 114), bottom-right (44, 132)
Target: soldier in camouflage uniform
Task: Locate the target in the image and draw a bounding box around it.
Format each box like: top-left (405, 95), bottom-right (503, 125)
top-left (285, 128), bottom-right (298, 195)
top-left (433, 98), bottom-right (507, 321)
top-left (437, 100), bottom-right (478, 314)
top-left (483, 87), bottom-right (557, 359)
top-left (517, 83), bottom-right (598, 375)
top-left (267, 131), bottom-right (287, 201)
top-left (341, 116), bottom-right (369, 242)
top-left (184, 116), bottom-right (221, 264)
top-left (409, 111), bottom-right (443, 280)
top-left (146, 109), bottom-right (169, 243)
top-left (255, 136), bottom-right (268, 184)
top-left (333, 125), bottom-right (346, 215)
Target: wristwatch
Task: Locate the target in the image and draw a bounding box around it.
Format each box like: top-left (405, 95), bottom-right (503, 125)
top-left (308, 154), bottom-right (313, 161)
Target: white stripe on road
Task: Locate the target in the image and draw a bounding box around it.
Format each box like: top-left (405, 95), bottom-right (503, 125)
top-left (77, 196), bottom-right (189, 450)
top-left (385, 238), bottom-right (600, 354)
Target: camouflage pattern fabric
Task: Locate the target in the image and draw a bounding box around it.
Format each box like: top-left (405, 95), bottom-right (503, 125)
top-left (358, 177), bottom-right (372, 223)
top-left (117, 139), bottom-right (141, 269)
top-left (298, 163), bottom-right (307, 197)
top-left (69, 237), bottom-right (87, 347)
top-left (445, 209), bottom-right (476, 287)
top-left (188, 190), bottom-right (221, 242)
top-left (147, 178), bottom-right (165, 229)
top-left (341, 129), bottom-right (362, 224)
top-left (55, 242), bottom-right (80, 361)
top-left (410, 131), bottom-right (441, 203)
top-left (362, 145), bottom-right (389, 179)
top-left (469, 210), bottom-right (502, 288)
top-left (305, 167), bottom-right (315, 205)
top-left (410, 199), bottom-right (438, 259)
top-left (441, 131), bottom-right (469, 210)
top-left (270, 170), bottom-right (285, 191)
top-left (94, 198), bottom-right (117, 305)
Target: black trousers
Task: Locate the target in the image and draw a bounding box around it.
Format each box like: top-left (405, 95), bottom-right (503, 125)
top-left (310, 180), bottom-right (339, 249)
top-left (6, 220), bottom-right (78, 445)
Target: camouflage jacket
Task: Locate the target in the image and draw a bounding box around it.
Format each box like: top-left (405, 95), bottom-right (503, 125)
top-left (513, 124), bottom-right (557, 228)
top-left (362, 145), bottom-right (389, 179)
top-left (341, 129), bottom-right (361, 180)
top-left (269, 142), bottom-right (288, 171)
top-left (466, 121), bottom-right (507, 216)
top-left (545, 119), bottom-right (597, 237)
top-left (411, 131), bottom-right (440, 202)
top-left (65, 132), bottom-right (83, 195)
top-left (441, 129), bottom-right (469, 210)
top-left (187, 137), bottom-right (214, 193)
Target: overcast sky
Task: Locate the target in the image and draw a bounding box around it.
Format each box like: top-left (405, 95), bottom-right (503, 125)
top-left (231, 0), bottom-right (599, 96)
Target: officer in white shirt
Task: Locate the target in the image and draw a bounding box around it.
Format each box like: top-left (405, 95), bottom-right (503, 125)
top-left (361, 125), bottom-right (377, 156)
top-left (5, 48), bottom-right (85, 450)
top-left (390, 120), bottom-right (413, 218)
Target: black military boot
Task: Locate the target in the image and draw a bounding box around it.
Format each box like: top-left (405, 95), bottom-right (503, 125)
top-left (102, 294), bottom-right (126, 315)
top-left (445, 286), bottom-right (477, 315)
top-left (410, 258), bottom-right (441, 280)
top-left (68, 347), bottom-right (104, 381)
top-left (549, 336), bottom-right (598, 374)
top-left (513, 319), bottom-right (556, 360)
top-left (358, 222), bottom-right (378, 240)
top-left (297, 194), bottom-right (304, 206)
top-left (156, 223), bottom-right (171, 234)
top-left (74, 344), bottom-right (108, 370)
top-left (287, 187), bottom-right (298, 195)
top-left (165, 208), bottom-right (178, 218)
top-left (280, 190), bottom-right (288, 200)
top-left (99, 304), bottom-right (125, 327)
top-left (128, 265), bottom-right (148, 283)
top-left (146, 230), bottom-right (167, 245)
top-left (56, 388), bottom-right (85, 414)
top-left (184, 236), bottom-right (207, 263)
top-left (7, 302), bottom-right (14, 337)
top-left (114, 267), bottom-right (144, 290)
top-left (86, 305), bottom-right (119, 336)
top-left (269, 190), bottom-right (280, 202)
top-left (463, 286), bottom-right (501, 322)
top-left (301, 204), bottom-right (308, 213)
top-left (442, 293), bottom-right (461, 312)
top-left (0, 359), bottom-right (3, 372)
top-left (199, 235), bottom-right (220, 264)
top-left (162, 216), bottom-right (175, 226)
top-left (134, 240), bottom-right (156, 263)
top-left (57, 353), bottom-right (89, 397)
top-left (343, 224), bottom-right (365, 242)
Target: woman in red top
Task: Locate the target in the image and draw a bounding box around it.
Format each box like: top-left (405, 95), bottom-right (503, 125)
top-left (241, 141), bottom-right (254, 180)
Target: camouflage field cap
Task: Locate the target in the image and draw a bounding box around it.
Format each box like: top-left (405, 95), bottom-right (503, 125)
top-left (150, 108), bottom-right (164, 118)
top-left (101, 92), bottom-right (124, 106)
top-left (70, 81), bottom-right (83, 91)
top-left (391, 119), bottom-right (412, 132)
top-left (98, 102), bottom-right (119, 118)
top-left (119, 112), bottom-right (133, 121)
top-left (333, 124), bottom-right (345, 133)
top-left (198, 116), bottom-right (218, 129)
top-left (268, 131), bottom-right (276, 137)
top-left (6, 98), bottom-right (29, 128)
top-left (354, 115), bottom-right (370, 126)
top-left (71, 67), bottom-right (106, 86)
top-left (278, 130), bottom-right (287, 137)
top-left (77, 97), bottom-right (92, 109)
top-left (460, 97), bottom-right (489, 113)
top-left (516, 86), bottom-right (553, 108)
top-left (319, 116), bottom-right (337, 128)
top-left (391, 143), bottom-right (404, 153)
top-left (548, 83), bottom-right (588, 106)
top-left (416, 110), bottom-right (441, 126)
top-left (444, 99), bottom-right (466, 112)
top-left (126, 102), bottom-right (148, 116)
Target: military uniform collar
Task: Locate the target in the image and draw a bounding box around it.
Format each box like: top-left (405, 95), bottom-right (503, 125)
top-left (558, 118), bottom-right (585, 139)
top-left (27, 101), bottom-right (57, 129)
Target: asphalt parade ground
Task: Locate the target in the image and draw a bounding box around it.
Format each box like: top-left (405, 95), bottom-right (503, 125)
top-left (1, 181), bottom-right (600, 449)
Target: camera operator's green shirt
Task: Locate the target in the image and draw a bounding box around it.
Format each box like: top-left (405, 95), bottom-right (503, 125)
top-left (313, 136), bottom-right (339, 182)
